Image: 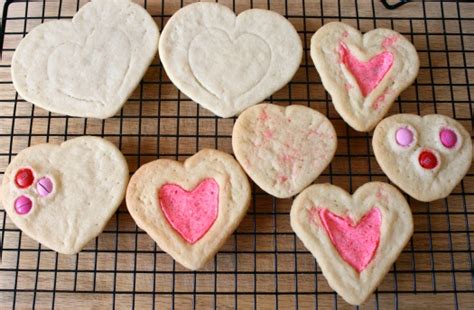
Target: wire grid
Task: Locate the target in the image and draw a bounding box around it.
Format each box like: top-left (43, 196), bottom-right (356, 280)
top-left (0, 0), bottom-right (473, 308)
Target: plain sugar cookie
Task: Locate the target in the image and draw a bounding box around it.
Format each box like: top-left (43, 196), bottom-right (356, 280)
top-left (126, 149), bottom-right (251, 270)
top-left (11, 0), bottom-right (159, 119)
top-left (311, 22), bottom-right (419, 131)
top-left (159, 2), bottom-right (302, 118)
top-left (291, 182), bottom-right (413, 305)
top-left (1, 137), bottom-right (129, 254)
top-left (232, 104), bottom-right (337, 198)
top-left (373, 114), bottom-right (472, 202)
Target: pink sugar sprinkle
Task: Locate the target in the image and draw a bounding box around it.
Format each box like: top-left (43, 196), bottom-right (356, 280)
top-left (375, 188), bottom-right (388, 203)
top-left (372, 94), bottom-right (386, 110)
top-left (342, 31), bottom-right (349, 38)
top-left (258, 109), bottom-right (269, 121)
top-left (280, 154), bottom-right (295, 164)
top-left (278, 175), bottom-right (288, 183)
top-left (263, 129), bottom-right (273, 139)
top-left (382, 35), bottom-right (399, 49)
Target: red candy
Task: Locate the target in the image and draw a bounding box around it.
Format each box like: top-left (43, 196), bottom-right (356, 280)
top-left (418, 151), bottom-right (438, 169)
top-left (15, 168), bottom-right (34, 188)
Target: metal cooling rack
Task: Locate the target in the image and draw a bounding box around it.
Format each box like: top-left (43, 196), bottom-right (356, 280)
top-left (0, 0), bottom-right (473, 309)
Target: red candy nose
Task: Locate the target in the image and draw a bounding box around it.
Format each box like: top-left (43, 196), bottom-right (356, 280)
top-left (418, 150), bottom-right (438, 170)
top-left (15, 168), bottom-right (34, 188)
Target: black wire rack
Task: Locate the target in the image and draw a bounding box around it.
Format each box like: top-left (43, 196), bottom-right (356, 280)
top-left (0, 0), bottom-right (473, 309)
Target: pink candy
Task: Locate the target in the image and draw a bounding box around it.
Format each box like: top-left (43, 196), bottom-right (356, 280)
top-left (15, 195), bottom-right (32, 215)
top-left (395, 127), bottom-right (414, 147)
top-left (440, 128), bottom-right (457, 148)
top-left (37, 177), bottom-right (53, 197)
top-left (12, 168), bottom-right (54, 216)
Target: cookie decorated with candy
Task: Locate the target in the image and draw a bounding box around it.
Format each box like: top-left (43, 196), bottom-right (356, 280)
top-left (373, 114), bottom-right (472, 202)
top-left (1, 137), bottom-right (129, 254)
top-left (232, 103), bottom-right (337, 198)
top-left (311, 22), bottom-right (419, 131)
top-left (291, 182), bottom-right (413, 305)
top-left (159, 2), bottom-right (302, 118)
top-left (126, 149), bottom-right (251, 270)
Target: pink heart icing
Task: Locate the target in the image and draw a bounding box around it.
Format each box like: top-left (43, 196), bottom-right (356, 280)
top-left (339, 43), bottom-right (393, 97)
top-left (158, 178), bottom-right (219, 244)
top-left (317, 208), bottom-right (382, 272)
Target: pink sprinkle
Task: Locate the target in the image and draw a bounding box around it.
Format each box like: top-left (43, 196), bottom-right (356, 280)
top-left (258, 109), bottom-right (269, 121)
top-left (382, 35), bottom-right (399, 49)
top-left (342, 31), bottom-right (349, 38)
top-left (372, 94), bottom-right (385, 110)
top-left (375, 188), bottom-right (388, 203)
top-left (263, 129), bottom-right (273, 139)
top-left (279, 154), bottom-right (295, 164)
top-left (278, 175), bottom-right (288, 183)
top-left (307, 129), bottom-right (323, 137)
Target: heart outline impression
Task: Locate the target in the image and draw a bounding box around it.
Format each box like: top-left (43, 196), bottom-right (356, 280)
top-left (11, 0), bottom-right (159, 119)
top-left (189, 28), bottom-right (272, 104)
top-left (159, 2), bottom-right (302, 118)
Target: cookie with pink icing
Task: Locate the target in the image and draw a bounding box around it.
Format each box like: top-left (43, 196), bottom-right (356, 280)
top-left (291, 182), bottom-right (413, 305)
top-left (373, 114), bottom-right (472, 202)
top-left (232, 103), bottom-right (337, 198)
top-left (126, 149), bottom-right (251, 270)
top-left (1, 137), bottom-right (129, 254)
top-left (311, 22), bottom-right (419, 131)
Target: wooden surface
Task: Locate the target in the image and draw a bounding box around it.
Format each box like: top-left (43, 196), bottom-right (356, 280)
top-left (0, 0), bottom-right (473, 309)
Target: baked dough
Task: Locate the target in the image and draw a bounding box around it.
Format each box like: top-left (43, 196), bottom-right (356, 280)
top-left (11, 0), bottom-right (159, 118)
top-left (232, 103), bottom-right (337, 198)
top-left (311, 22), bottom-right (419, 131)
top-left (291, 182), bottom-right (413, 305)
top-left (1, 137), bottom-right (129, 254)
top-left (159, 2), bottom-right (302, 118)
top-left (373, 114), bottom-right (472, 202)
top-left (126, 149), bottom-right (251, 270)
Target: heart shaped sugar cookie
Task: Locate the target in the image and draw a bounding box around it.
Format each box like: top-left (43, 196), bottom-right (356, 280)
top-left (159, 2), bottom-right (302, 118)
top-left (1, 137), bottom-right (129, 254)
top-left (126, 149), bottom-right (251, 270)
top-left (232, 104), bottom-right (337, 198)
top-left (11, 0), bottom-right (159, 119)
top-left (311, 22), bottom-right (419, 131)
top-left (291, 182), bottom-right (413, 305)
top-left (373, 114), bottom-right (473, 202)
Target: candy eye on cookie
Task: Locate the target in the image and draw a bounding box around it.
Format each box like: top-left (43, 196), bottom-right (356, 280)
top-left (391, 124), bottom-right (417, 151)
top-left (439, 127), bottom-right (460, 150)
top-left (395, 125), bottom-right (416, 148)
